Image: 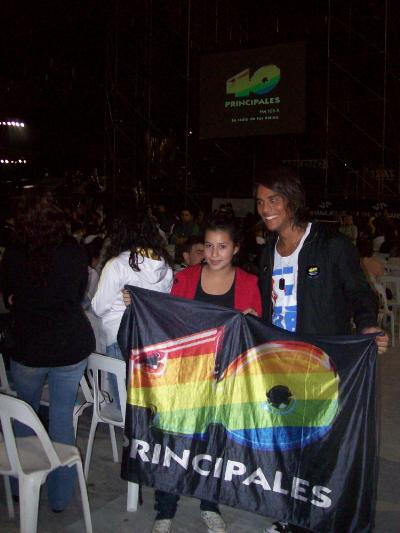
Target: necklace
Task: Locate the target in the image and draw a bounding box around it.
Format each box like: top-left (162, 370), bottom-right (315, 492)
top-left (275, 230), bottom-right (305, 291)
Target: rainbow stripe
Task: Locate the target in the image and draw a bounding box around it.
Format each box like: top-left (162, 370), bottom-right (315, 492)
top-left (128, 334), bottom-right (339, 450)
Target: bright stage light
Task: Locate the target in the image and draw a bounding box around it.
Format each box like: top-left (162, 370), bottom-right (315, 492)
top-left (0, 157), bottom-right (27, 164)
top-left (0, 120), bottom-right (26, 128)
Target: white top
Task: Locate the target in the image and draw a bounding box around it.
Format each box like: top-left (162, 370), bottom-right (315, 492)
top-left (272, 223), bottom-right (311, 332)
top-left (92, 251), bottom-right (173, 345)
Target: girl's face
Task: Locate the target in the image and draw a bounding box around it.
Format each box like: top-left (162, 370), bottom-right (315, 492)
top-left (204, 229), bottom-right (239, 271)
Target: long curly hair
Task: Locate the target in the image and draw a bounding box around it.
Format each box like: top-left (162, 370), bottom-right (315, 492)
top-left (105, 211), bottom-right (172, 270)
top-left (15, 190), bottom-right (68, 285)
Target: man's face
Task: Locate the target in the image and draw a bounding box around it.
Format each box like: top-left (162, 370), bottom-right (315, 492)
top-left (256, 185), bottom-right (292, 234)
top-left (181, 210), bottom-right (192, 223)
top-left (183, 243), bottom-right (205, 266)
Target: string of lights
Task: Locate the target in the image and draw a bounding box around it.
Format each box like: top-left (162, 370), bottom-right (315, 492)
top-left (0, 121), bottom-right (25, 127)
top-left (0, 159), bottom-right (28, 164)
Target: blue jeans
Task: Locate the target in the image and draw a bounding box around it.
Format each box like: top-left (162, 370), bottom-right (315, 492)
top-left (10, 358), bottom-right (87, 511)
top-left (154, 490), bottom-right (220, 520)
top-left (106, 342), bottom-right (125, 411)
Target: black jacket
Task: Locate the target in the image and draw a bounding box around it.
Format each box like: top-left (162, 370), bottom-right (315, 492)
top-left (1, 241), bottom-right (95, 367)
top-left (258, 222), bottom-right (378, 335)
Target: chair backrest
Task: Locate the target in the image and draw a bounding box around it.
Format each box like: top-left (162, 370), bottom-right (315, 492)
top-left (380, 275), bottom-right (400, 305)
top-left (0, 393), bottom-right (61, 476)
top-left (0, 353), bottom-right (15, 396)
top-left (87, 353), bottom-right (127, 421)
top-left (79, 372), bottom-right (94, 404)
top-left (369, 276), bottom-right (391, 313)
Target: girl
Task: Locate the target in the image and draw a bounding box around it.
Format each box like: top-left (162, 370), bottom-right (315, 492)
top-left (152, 213), bottom-right (262, 533)
top-left (1, 191), bottom-right (95, 511)
top-left (92, 213), bottom-right (173, 408)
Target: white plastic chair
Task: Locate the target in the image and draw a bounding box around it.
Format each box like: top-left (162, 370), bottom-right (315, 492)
top-left (0, 353), bottom-right (93, 438)
top-left (0, 393), bottom-right (92, 533)
top-left (40, 372), bottom-right (94, 437)
top-left (0, 353), bottom-right (17, 396)
top-left (84, 353), bottom-right (138, 511)
top-left (369, 276), bottom-right (395, 346)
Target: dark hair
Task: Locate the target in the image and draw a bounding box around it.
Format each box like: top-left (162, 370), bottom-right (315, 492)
top-left (182, 235), bottom-right (204, 254)
top-left (129, 215), bottom-right (173, 271)
top-left (15, 190), bottom-right (68, 285)
top-left (105, 211), bottom-right (172, 271)
top-left (105, 212), bottom-right (138, 260)
top-left (254, 165), bottom-right (309, 228)
top-left (204, 213), bottom-right (242, 246)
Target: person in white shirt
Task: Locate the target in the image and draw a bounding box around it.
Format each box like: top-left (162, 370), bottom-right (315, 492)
top-left (92, 213), bottom-right (174, 408)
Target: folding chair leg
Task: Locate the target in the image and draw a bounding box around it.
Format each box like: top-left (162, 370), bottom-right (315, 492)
top-left (73, 409), bottom-right (79, 438)
top-left (84, 418), bottom-right (98, 479)
top-left (3, 475), bottom-right (14, 519)
top-left (75, 461), bottom-right (93, 533)
top-left (19, 475), bottom-right (43, 533)
top-left (109, 425), bottom-right (119, 463)
top-left (127, 481), bottom-right (139, 512)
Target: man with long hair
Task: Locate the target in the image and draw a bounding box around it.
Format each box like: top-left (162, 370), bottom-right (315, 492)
top-left (255, 166), bottom-right (388, 533)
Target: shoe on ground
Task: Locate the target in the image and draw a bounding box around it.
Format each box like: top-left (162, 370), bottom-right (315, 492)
top-left (264, 521), bottom-right (294, 533)
top-left (151, 519), bottom-right (172, 533)
top-left (200, 510), bottom-right (227, 533)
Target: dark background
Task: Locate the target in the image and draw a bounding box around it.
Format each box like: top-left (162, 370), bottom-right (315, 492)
top-left (1, 0), bottom-right (400, 210)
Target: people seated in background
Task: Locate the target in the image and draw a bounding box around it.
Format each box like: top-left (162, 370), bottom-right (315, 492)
top-left (358, 237), bottom-right (385, 283)
top-left (171, 208), bottom-right (200, 264)
top-left (339, 213), bottom-right (358, 245)
top-left (174, 235), bottom-right (204, 271)
top-left (379, 225), bottom-right (398, 254)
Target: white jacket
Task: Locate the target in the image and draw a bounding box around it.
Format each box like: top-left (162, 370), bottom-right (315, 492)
top-left (92, 251), bottom-right (173, 346)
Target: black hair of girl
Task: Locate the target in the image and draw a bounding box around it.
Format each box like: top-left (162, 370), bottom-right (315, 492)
top-left (129, 215), bottom-right (173, 271)
top-left (254, 165), bottom-right (309, 229)
top-left (204, 213), bottom-right (242, 266)
top-left (105, 212), bottom-right (140, 262)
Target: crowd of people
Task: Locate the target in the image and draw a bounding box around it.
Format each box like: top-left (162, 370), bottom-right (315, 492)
top-left (0, 165), bottom-right (392, 533)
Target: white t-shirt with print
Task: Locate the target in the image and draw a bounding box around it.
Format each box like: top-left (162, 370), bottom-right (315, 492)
top-left (271, 223), bottom-right (311, 332)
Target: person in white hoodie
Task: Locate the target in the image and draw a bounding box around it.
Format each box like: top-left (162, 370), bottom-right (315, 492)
top-left (92, 213), bottom-right (174, 408)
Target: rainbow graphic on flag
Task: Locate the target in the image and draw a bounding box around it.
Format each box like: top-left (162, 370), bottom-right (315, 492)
top-left (128, 328), bottom-right (339, 451)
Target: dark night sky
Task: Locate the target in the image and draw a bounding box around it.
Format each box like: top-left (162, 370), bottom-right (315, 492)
top-left (1, 1), bottom-right (399, 202)
top-left (1, 1), bottom-right (109, 172)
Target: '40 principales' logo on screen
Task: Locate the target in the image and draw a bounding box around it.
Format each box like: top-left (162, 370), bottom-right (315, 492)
top-left (128, 327), bottom-right (339, 451)
top-left (226, 65), bottom-right (281, 97)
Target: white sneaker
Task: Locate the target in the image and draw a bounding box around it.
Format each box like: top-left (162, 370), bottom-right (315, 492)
top-left (264, 521), bottom-right (293, 533)
top-left (200, 511), bottom-right (227, 532)
top-left (151, 519), bottom-right (172, 533)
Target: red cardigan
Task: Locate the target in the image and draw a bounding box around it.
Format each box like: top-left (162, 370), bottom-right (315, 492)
top-left (171, 264), bottom-right (262, 317)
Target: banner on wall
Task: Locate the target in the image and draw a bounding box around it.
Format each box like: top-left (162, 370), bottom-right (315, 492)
top-left (120, 287), bottom-right (377, 533)
top-left (199, 42), bottom-right (305, 139)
